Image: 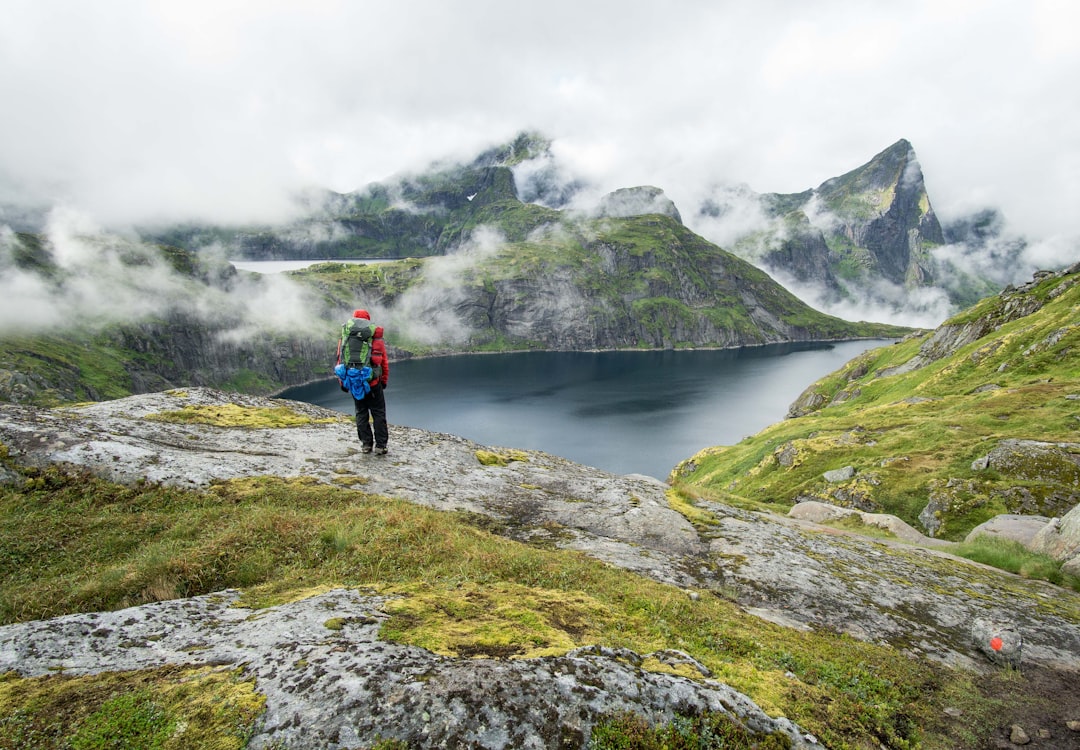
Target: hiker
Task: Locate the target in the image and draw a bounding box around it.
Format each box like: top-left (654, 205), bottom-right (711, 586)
top-left (335, 309), bottom-right (390, 454)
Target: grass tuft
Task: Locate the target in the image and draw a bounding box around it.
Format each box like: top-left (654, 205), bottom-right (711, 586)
top-left (955, 536), bottom-right (1080, 591)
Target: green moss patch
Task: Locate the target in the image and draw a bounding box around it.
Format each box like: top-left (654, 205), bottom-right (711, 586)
top-left (0, 665), bottom-right (264, 750)
top-left (144, 403), bottom-right (340, 428)
top-left (475, 449), bottom-right (530, 466)
top-left (381, 581), bottom-right (610, 658)
top-left (589, 710), bottom-right (793, 749)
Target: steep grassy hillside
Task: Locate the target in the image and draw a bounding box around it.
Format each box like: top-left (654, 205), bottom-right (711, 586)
top-left (674, 265), bottom-right (1080, 541)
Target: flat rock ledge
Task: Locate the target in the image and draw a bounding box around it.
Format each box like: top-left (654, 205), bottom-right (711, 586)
top-left (0, 588), bottom-right (810, 749)
top-left (0, 387), bottom-right (701, 587)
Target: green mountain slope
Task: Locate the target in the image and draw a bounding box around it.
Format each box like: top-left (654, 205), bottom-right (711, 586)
top-left (673, 263), bottom-right (1080, 541)
top-left (146, 132), bottom-right (550, 261)
top-left (291, 211), bottom-right (910, 355)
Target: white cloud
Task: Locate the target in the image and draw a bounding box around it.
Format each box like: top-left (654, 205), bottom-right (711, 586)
top-left (386, 225), bottom-right (507, 345)
top-left (0, 208), bottom-right (327, 338)
top-left (0, 0), bottom-right (1077, 249)
top-left (766, 263), bottom-right (958, 330)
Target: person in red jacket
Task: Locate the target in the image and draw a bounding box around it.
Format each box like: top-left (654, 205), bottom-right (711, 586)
top-left (338, 309), bottom-right (390, 454)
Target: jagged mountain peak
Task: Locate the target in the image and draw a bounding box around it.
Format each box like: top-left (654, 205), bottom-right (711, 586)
top-left (813, 138), bottom-right (928, 218)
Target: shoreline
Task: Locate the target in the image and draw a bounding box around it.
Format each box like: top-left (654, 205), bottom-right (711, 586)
top-left (269, 335), bottom-right (906, 398)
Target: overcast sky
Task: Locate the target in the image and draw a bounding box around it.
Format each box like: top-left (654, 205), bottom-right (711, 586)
top-left (2, 0), bottom-right (1079, 244)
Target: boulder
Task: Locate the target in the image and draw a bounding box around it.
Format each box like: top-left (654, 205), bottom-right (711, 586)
top-left (789, 501), bottom-right (942, 546)
top-left (1063, 555), bottom-right (1080, 578)
top-left (971, 618), bottom-right (1023, 669)
top-left (823, 465), bottom-right (855, 482)
top-left (1030, 504), bottom-right (1080, 562)
top-left (982, 440), bottom-right (1080, 484)
top-left (964, 515), bottom-right (1052, 548)
top-left (788, 500), bottom-right (858, 524)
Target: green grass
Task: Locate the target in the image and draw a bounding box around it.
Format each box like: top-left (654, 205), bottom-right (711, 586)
top-left (0, 467), bottom-right (1046, 749)
top-left (954, 536), bottom-right (1080, 589)
top-left (676, 274), bottom-right (1080, 548)
top-left (0, 335), bottom-right (135, 407)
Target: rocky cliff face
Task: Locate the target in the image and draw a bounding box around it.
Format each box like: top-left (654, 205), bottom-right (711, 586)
top-left (723, 139), bottom-right (946, 302)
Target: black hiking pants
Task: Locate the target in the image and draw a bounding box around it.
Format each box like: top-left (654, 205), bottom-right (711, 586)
top-left (353, 384), bottom-right (388, 449)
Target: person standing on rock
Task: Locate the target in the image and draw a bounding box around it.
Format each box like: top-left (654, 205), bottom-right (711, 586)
top-left (335, 309), bottom-right (390, 454)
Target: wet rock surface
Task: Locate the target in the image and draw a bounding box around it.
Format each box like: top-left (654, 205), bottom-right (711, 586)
top-left (1, 387), bottom-right (1079, 746)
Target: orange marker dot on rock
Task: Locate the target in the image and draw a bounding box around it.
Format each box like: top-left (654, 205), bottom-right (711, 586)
top-left (990, 636), bottom-right (1003, 652)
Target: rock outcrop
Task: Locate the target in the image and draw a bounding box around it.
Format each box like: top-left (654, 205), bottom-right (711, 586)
top-left (595, 186), bottom-right (683, 224)
top-left (0, 589), bottom-right (809, 749)
top-left (1031, 503), bottom-right (1080, 576)
top-left (1, 388), bottom-right (1078, 673)
top-left (2, 388), bottom-right (1080, 746)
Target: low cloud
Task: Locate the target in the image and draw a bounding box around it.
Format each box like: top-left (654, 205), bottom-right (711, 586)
top-left (0, 210), bottom-right (519, 354)
top-left (0, 208), bottom-right (327, 342)
top-left (686, 184), bottom-right (773, 252)
top-left (802, 195), bottom-right (842, 235)
top-left (382, 225), bottom-right (507, 345)
top-left (764, 264), bottom-right (957, 329)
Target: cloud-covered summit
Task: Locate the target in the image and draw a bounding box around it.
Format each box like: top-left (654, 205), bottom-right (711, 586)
top-left (1, 1), bottom-right (1078, 247)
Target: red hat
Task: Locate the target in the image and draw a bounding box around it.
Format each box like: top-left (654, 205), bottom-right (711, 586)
top-left (353, 309), bottom-right (370, 319)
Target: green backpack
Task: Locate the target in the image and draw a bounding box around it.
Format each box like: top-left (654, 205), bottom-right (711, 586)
top-left (341, 319), bottom-right (382, 381)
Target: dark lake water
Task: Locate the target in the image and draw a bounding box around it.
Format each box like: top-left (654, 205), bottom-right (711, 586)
top-left (280, 340), bottom-right (890, 479)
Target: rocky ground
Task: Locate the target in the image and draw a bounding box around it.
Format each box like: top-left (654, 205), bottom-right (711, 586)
top-left (1, 387), bottom-right (1079, 748)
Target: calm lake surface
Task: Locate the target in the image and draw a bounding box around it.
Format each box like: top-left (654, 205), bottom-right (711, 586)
top-left (281, 340), bottom-right (890, 479)
top-left (229, 259), bottom-right (392, 273)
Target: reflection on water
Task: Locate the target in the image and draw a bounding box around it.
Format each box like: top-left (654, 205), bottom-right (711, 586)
top-left (281, 340), bottom-right (891, 479)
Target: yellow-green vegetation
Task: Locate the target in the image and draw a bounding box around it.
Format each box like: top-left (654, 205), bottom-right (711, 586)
top-left (381, 582), bottom-right (605, 658)
top-left (144, 403), bottom-right (343, 428)
top-left (475, 448), bottom-right (530, 466)
top-left (675, 272), bottom-right (1080, 563)
top-left (0, 334), bottom-right (135, 407)
top-left (588, 710), bottom-right (793, 749)
top-left (0, 665), bottom-right (264, 750)
top-left (666, 487), bottom-right (719, 529)
top-left (0, 468), bottom-right (1039, 749)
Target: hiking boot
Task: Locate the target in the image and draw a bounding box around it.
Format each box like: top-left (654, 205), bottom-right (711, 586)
top-left (361, 444), bottom-right (373, 454)
top-left (376, 446), bottom-right (388, 455)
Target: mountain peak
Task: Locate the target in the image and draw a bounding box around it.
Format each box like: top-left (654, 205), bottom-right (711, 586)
top-left (816, 138), bottom-right (920, 196)
top-left (595, 186), bottom-right (683, 224)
